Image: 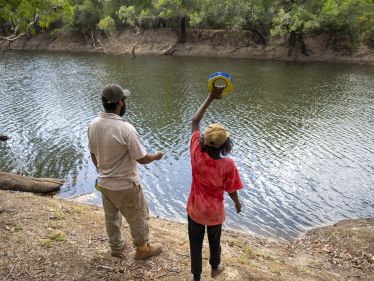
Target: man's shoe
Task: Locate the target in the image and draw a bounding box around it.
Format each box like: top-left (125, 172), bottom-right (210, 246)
top-left (135, 242), bottom-right (162, 260)
top-left (211, 264), bottom-right (225, 278)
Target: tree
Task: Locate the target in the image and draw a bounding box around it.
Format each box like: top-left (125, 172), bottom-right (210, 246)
top-left (0, 0), bottom-right (73, 36)
top-left (116, 1), bottom-right (156, 30)
top-left (98, 15), bottom-right (115, 36)
top-left (271, 1), bottom-right (323, 56)
top-left (154, 0), bottom-right (198, 43)
top-left (71, 0), bottom-right (101, 34)
top-left (319, 0), bottom-right (374, 44)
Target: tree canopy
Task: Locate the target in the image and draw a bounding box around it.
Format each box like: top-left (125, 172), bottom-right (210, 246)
top-left (1, 0), bottom-right (373, 48)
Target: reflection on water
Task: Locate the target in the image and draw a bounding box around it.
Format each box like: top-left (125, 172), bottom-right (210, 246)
top-left (1, 50), bottom-right (373, 239)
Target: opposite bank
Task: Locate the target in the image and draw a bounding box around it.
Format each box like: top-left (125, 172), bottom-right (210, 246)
top-left (1, 28), bottom-right (374, 65)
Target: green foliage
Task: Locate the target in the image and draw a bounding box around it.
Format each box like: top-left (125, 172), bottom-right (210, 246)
top-left (117, 1), bottom-right (157, 28)
top-left (153, 0), bottom-right (198, 26)
top-left (271, 2), bottom-right (321, 36)
top-left (0, 0), bottom-right (73, 34)
top-left (71, 0), bottom-right (100, 34)
top-left (117, 5), bottom-right (137, 26)
top-left (271, 0), bottom-right (373, 44)
top-left (98, 15), bottom-right (115, 35)
top-left (319, 0), bottom-right (374, 42)
top-left (1, 0), bottom-right (372, 46)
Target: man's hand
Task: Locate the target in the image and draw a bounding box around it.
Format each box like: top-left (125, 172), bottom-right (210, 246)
top-left (235, 202), bottom-right (242, 214)
top-left (137, 151), bottom-right (164, 164)
top-left (0, 135), bottom-right (10, 142)
top-left (153, 151), bottom-right (163, 161)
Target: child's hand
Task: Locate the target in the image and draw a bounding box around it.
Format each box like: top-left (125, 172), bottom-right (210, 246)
top-left (209, 85), bottom-right (223, 99)
top-left (235, 202), bottom-right (242, 214)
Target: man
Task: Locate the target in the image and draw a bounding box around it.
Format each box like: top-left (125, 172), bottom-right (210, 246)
top-left (88, 84), bottom-right (163, 260)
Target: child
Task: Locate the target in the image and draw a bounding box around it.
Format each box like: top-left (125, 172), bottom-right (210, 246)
top-left (186, 85), bottom-right (243, 281)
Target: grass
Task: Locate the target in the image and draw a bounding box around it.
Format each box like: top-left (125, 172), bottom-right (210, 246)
top-left (15, 223), bottom-right (23, 231)
top-left (49, 231), bottom-right (65, 241)
top-left (41, 231), bottom-right (65, 248)
top-left (238, 255), bottom-right (251, 264)
top-left (42, 239), bottom-right (52, 248)
top-left (73, 206), bottom-right (89, 214)
top-left (52, 209), bottom-right (65, 220)
top-left (45, 221), bottom-right (59, 230)
top-left (271, 268), bottom-right (281, 275)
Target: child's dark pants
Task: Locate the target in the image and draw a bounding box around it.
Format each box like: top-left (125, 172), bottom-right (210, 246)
top-left (188, 216), bottom-right (222, 280)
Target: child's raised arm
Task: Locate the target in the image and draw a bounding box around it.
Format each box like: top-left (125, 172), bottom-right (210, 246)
top-left (191, 86), bottom-right (223, 133)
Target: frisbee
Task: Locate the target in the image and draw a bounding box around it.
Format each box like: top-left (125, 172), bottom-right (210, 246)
top-left (208, 72), bottom-right (233, 97)
top-left (95, 178), bottom-right (101, 192)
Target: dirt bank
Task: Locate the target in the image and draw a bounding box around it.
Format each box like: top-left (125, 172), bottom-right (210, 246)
top-left (2, 28), bottom-right (373, 65)
top-left (0, 190), bottom-right (373, 281)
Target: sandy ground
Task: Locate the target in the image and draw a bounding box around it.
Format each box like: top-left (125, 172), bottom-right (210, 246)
top-left (1, 28), bottom-right (373, 65)
top-left (0, 190), bottom-right (373, 281)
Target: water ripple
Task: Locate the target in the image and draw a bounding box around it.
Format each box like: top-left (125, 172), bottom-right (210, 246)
top-left (1, 52), bottom-right (373, 239)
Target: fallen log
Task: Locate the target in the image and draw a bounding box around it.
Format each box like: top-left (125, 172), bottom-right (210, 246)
top-left (0, 172), bottom-right (63, 193)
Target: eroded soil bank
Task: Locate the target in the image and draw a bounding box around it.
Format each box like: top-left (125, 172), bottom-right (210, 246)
top-left (2, 28), bottom-right (373, 65)
top-left (0, 190), bottom-right (373, 281)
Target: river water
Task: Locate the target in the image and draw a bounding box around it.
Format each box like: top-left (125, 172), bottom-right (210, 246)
top-left (0, 50), bottom-right (373, 239)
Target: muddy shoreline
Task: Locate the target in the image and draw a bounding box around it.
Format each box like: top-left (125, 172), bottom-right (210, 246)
top-left (1, 190), bottom-right (373, 281)
top-left (2, 28), bottom-right (373, 65)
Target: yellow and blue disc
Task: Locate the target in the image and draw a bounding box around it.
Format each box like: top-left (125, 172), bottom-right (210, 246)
top-left (208, 72), bottom-right (233, 97)
top-left (95, 178), bottom-right (101, 192)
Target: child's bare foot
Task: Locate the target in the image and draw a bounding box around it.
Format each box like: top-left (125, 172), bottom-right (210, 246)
top-left (211, 264), bottom-right (225, 278)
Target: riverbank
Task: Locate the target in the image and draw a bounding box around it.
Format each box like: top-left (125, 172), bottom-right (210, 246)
top-left (2, 28), bottom-right (374, 65)
top-left (0, 190), bottom-right (373, 281)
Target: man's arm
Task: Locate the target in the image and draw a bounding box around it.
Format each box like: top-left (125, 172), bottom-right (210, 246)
top-left (191, 86), bottom-right (223, 133)
top-left (90, 153), bottom-right (98, 170)
top-left (228, 191), bottom-right (242, 213)
top-left (137, 151), bottom-right (163, 165)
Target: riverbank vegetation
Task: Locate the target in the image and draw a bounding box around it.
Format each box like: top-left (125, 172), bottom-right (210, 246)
top-left (1, 1), bottom-right (373, 55)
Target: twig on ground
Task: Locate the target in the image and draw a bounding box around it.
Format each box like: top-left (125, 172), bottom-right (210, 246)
top-left (97, 265), bottom-right (114, 271)
top-left (4, 257), bottom-right (20, 281)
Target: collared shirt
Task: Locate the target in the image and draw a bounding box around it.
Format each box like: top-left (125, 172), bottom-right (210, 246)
top-left (186, 131), bottom-right (243, 225)
top-left (88, 112), bottom-right (146, 190)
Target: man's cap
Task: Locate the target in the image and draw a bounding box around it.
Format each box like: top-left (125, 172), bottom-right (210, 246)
top-left (101, 84), bottom-right (131, 104)
top-left (204, 123), bottom-right (230, 148)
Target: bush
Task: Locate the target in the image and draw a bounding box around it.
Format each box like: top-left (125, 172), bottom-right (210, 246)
top-left (98, 16), bottom-right (115, 36)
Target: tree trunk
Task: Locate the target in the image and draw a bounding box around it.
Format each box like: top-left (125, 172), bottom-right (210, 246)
top-left (288, 31), bottom-right (297, 57)
top-left (288, 31), bottom-right (310, 58)
top-left (178, 16), bottom-right (187, 44)
top-left (248, 28), bottom-right (267, 45)
top-left (297, 33), bottom-right (310, 56)
top-left (0, 172), bottom-right (63, 193)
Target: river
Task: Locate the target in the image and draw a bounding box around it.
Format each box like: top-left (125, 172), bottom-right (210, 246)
top-left (0, 50), bottom-right (373, 239)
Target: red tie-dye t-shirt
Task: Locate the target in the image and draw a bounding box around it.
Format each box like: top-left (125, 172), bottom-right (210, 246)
top-left (186, 131), bottom-right (243, 226)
